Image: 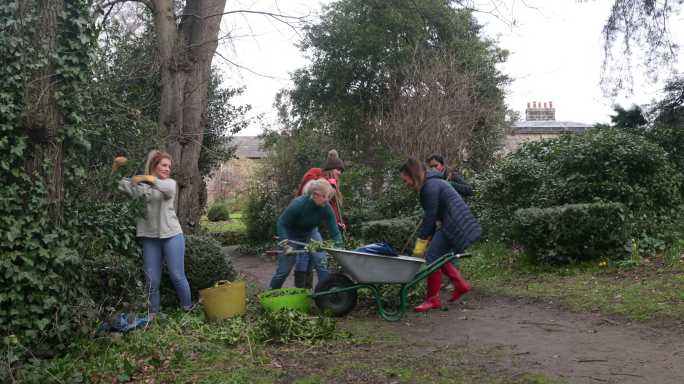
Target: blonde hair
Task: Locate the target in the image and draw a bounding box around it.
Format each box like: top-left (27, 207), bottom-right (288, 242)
top-left (145, 150), bottom-right (172, 175)
top-left (304, 179), bottom-right (334, 199)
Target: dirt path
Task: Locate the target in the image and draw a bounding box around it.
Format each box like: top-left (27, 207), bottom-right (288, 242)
top-left (230, 250), bottom-right (684, 384)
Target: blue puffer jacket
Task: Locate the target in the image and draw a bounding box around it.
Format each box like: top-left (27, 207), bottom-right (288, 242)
top-left (418, 171), bottom-right (481, 252)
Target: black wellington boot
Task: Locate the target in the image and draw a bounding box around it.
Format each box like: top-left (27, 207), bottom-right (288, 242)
top-left (294, 271), bottom-right (308, 288)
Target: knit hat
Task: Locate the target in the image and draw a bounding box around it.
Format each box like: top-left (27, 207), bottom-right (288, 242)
top-left (322, 149), bottom-right (345, 171)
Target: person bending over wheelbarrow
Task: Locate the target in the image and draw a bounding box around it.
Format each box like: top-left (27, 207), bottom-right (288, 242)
top-left (399, 158), bottom-right (482, 312)
top-left (293, 149), bottom-right (347, 288)
top-left (269, 179), bottom-right (344, 289)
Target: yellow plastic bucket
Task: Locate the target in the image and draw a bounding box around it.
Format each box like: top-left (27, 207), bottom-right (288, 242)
top-left (199, 280), bottom-right (246, 321)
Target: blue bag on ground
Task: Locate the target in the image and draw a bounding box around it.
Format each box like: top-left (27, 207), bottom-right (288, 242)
top-left (353, 242), bottom-right (398, 256)
top-left (96, 313), bottom-right (150, 334)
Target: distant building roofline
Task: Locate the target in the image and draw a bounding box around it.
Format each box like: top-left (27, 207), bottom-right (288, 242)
top-left (229, 136), bottom-right (269, 159)
top-left (512, 120), bottom-right (593, 134)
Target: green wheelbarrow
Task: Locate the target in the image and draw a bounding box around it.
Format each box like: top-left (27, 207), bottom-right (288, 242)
top-left (283, 239), bottom-right (471, 321)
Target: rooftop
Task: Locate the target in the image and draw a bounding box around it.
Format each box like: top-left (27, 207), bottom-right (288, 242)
top-left (230, 136), bottom-right (268, 159)
top-left (512, 120), bottom-right (593, 134)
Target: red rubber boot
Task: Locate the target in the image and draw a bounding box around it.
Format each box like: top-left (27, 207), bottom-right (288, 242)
top-left (414, 271), bottom-right (442, 312)
top-left (442, 263), bottom-right (471, 303)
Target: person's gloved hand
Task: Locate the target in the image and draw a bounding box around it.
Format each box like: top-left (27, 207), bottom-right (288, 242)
top-left (131, 175), bottom-right (157, 185)
top-left (412, 238), bottom-right (429, 258)
top-left (112, 156), bottom-right (128, 172)
top-left (338, 222), bottom-right (347, 232)
top-left (282, 245), bottom-right (295, 255)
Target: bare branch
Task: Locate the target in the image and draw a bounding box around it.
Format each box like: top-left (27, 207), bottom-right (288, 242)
top-left (600, 0), bottom-right (682, 96)
top-left (212, 50), bottom-right (285, 80)
top-left (377, 49), bottom-right (502, 164)
top-left (94, 0), bottom-right (152, 13)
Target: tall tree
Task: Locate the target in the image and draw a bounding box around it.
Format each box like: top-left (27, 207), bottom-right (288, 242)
top-left (94, 0), bottom-right (283, 230)
top-left (600, 0), bottom-right (683, 95)
top-left (283, 0), bottom-right (508, 171)
top-left (610, 105), bottom-right (647, 128)
top-left (148, 0), bottom-right (227, 230)
top-left (2, 0), bottom-right (95, 357)
top-left (20, 0), bottom-right (65, 221)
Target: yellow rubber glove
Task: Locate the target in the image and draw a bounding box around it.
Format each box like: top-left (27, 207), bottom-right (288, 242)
top-left (131, 175), bottom-right (157, 185)
top-left (111, 156), bottom-right (127, 172)
top-left (412, 238), bottom-right (429, 258)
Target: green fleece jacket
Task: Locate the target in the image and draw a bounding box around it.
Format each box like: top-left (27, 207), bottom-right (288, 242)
top-left (277, 196), bottom-right (343, 246)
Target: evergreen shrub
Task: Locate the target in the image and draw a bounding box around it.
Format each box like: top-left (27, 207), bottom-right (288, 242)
top-left (207, 202), bottom-right (231, 222)
top-left (161, 234), bottom-right (236, 301)
top-left (512, 203), bottom-right (630, 264)
top-left (244, 177), bottom-right (290, 243)
top-left (211, 231), bottom-right (248, 246)
top-left (474, 129), bottom-right (682, 243)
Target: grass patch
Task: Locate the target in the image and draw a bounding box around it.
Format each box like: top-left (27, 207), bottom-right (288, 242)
top-left (201, 216), bottom-right (246, 234)
top-left (460, 239), bottom-right (684, 323)
top-left (200, 212), bottom-right (248, 245)
top-left (12, 301), bottom-right (563, 383)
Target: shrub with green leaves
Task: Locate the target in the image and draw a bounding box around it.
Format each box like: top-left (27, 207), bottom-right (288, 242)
top-left (342, 163), bottom-right (420, 230)
top-left (512, 203), bottom-right (630, 264)
top-left (211, 231), bottom-right (248, 246)
top-left (162, 234), bottom-right (236, 302)
top-left (207, 202), bottom-right (231, 222)
top-left (357, 217), bottom-right (420, 253)
top-left (471, 156), bottom-right (547, 239)
top-left (647, 123), bottom-right (684, 183)
top-left (77, 200), bottom-right (144, 312)
top-left (244, 177), bottom-right (290, 243)
top-left (474, 128), bottom-right (682, 242)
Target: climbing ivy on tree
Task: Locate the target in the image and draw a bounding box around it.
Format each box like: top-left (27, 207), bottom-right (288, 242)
top-left (0, 0), bottom-right (97, 365)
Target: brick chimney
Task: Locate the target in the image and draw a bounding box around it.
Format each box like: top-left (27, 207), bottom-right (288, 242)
top-left (525, 100), bottom-right (556, 121)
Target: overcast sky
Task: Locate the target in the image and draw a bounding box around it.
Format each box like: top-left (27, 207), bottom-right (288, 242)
top-left (216, 0), bottom-right (684, 136)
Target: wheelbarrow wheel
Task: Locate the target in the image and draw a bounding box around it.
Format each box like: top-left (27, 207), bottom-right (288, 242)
top-left (314, 274), bottom-right (357, 317)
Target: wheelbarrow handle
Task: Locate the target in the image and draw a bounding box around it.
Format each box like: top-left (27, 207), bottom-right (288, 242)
top-left (274, 237), bottom-right (329, 248)
top-left (281, 239), bottom-right (308, 247)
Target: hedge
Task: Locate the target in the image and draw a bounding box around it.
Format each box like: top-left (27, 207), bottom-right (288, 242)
top-left (512, 203), bottom-right (630, 264)
top-left (474, 128), bottom-right (682, 242)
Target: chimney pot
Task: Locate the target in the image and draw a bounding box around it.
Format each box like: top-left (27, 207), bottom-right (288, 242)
top-left (532, 101), bottom-right (536, 108)
top-left (549, 101), bottom-right (553, 108)
top-left (543, 102), bottom-right (547, 108)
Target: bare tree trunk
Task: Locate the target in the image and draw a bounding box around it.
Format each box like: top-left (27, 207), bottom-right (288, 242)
top-left (21, 0), bottom-right (65, 222)
top-left (151, 0), bottom-right (226, 231)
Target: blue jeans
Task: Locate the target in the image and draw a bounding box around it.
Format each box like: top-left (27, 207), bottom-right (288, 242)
top-left (269, 229), bottom-right (329, 289)
top-left (294, 228), bottom-right (329, 273)
top-left (142, 234), bottom-right (192, 313)
top-left (425, 230), bottom-right (463, 263)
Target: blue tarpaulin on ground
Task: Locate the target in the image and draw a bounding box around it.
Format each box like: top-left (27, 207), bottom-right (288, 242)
top-left (96, 313), bottom-right (150, 334)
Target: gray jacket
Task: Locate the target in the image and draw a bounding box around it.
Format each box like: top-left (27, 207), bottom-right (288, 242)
top-left (119, 178), bottom-right (183, 238)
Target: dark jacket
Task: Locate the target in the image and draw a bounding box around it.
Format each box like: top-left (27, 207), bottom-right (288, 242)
top-left (441, 169), bottom-right (473, 197)
top-left (418, 171), bottom-right (481, 252)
